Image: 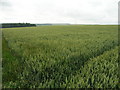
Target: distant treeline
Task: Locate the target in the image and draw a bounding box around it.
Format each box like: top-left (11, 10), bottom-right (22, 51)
top-left (37, 24), bottom-right (52, 26)
top-left (36, 23), bottom-right (70, 26)
top-left (1, 23), bottom-right (36, 28)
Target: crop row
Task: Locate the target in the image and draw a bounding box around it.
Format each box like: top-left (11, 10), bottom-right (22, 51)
top-left (2, 25), bottom-right (118, 88)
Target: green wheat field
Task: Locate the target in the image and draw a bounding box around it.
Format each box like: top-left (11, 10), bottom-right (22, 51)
top-left (2, 25), bottom-right (119, 88)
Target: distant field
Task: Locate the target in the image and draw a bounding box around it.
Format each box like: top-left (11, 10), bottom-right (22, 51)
top-left (2, 25), bottom-right (119, 88)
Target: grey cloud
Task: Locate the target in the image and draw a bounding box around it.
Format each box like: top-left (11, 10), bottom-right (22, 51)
top-left (0, 0), bottom-right (11, 7)
top-left (0, 0), bottom-right (12, 11)
top-left (0, 0), bottom-right (119, 24)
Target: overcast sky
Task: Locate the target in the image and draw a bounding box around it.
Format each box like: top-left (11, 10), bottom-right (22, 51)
top-left (0, 0), bottom-right (119, 24)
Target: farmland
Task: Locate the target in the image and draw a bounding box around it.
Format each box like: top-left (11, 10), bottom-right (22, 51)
top-left (2, 25), bottom-right (119, 88)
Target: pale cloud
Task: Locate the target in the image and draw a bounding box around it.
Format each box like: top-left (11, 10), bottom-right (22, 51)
top-left (0, 0), bottom-right (119, 24)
